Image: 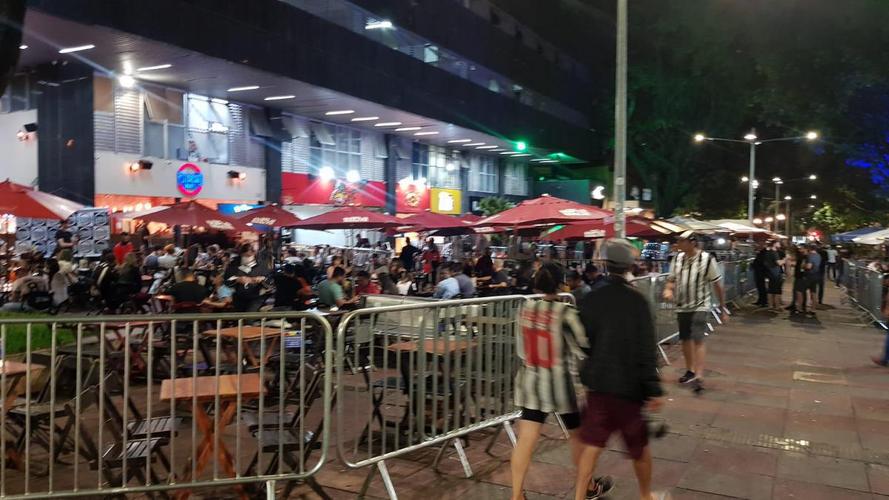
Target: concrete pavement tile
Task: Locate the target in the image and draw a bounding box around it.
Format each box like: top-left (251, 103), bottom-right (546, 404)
top-left (676, 464), bottom-right (773, 499)
top-left (771, 478), bottom-right (873, 500)
top-left (852, 395), bottom-right (889, 422)
top-left (712, 402), bottom-right (787, 436)
top-left (783, 411), bottom-right (860, 448)
top-left (776, 451), bottom-right (869, 492)
top-left (649, 433), bottom-right (701, 462)
top-left (480, 458), bottom-right (575, 497)
top-left (436, 480), bottom-right (560, 500)
top-left (788, 389), bottom-right (853, 416)
top-left (690, 440), bottom-right (778, 477)
top-left (857, 418), bottom-right (889, 452)
top-left (868, 463), bottom-right (889, 496)
top-left (669, 488), bottom-right (743, 499)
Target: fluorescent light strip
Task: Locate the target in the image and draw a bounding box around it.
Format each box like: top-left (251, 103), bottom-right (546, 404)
top-left (18, 45), bottom-right (27, 50)
top-left (491, 148), bottom-right (506, 152)
top-left (511, 153), bottom-right (532, 157)
top-left (137, 64), bottom-right (172, 72)
top-left (351, 116), bottom-right (379, 122)
top-left (228, 85), bottom-right (260, 92)
top-left (414, 131), bottom-right (439, 136)
top-left (396, 127), bottom-right (422, 131)
top-left (476, 145), bottom-right (497, 149)
top-left (211, 98), bottom-right (229, 105)
top-left (464, 142), bottom-right (485, 147)
top-left (365, 20), bottom-right (394, 30)
top-left (447, 139), bottom-right (472, 143)
top-left (325, 110), bottom-right (355, 115)
top-left (264, 95), bottom-right (296, 101)
top-left (539, 159), bottom-right (557, 163)
top-left (375, 122), bottom-right (402, 127)
top-left (59, 44), bottom-right (95, 54)
top-left (499, 151), bottom-right (515, 155)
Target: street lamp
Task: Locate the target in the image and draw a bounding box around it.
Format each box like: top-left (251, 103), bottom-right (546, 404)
top-left (693, 130), bottom-right (819, 223)
top-left (810, 194), bottom-right (818, 200)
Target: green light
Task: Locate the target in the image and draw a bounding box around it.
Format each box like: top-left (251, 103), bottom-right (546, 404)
top-left (515, 141), bottom-right (528, 152)
top-left (538, 176), bottom-right (545, 181)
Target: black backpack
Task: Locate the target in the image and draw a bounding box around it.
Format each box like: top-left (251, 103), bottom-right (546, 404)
top-left (25, 282), bottom-right (54, 312)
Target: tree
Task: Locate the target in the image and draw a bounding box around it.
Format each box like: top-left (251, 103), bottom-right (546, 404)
top-left (478, 197), bottom-right (514, 217)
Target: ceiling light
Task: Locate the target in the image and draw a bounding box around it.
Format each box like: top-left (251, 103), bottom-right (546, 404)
top-left (346, 170), bottom-right (361, 183)
top-left (118, 74), bottom-right (136, 88)
top-left (511, 153), bottom-right (531, 157)
top-left (375, 122), bottom-right (402, 127)
top-left (539, 159), bottom-right (557, 163)
top-left (785, 195), bottom-right (792, 200)
top-left (396, 127), bottom-right (422, 131)
top-left (351, 116), bottom-right (379, 122)
top-left (365, 20), bottom-right (394, 30)
top-left (319, 166), bottom-right (335, 182)
top-left (491, 148), bottom-right (506, 152)
top-left (18, 44), bottom-right (27, 50)
top-left (227, 85), bottom-right (260, 92)
top-left (464, 142), bottom-right (485, 147)
top-left (476, 145), bottom-right (497, 149)
top-left (445, 163), bottom-right (456, 172)
top-left (58, 44), bottom-right (95, 54)
top-left (499, 151), bottom-right (515, 155)
top-left (448, 139), bottom-right (472, 143)
top-left (137, 64), bottom-right (172, 72)
top-left (414, 131), bottom-right (439, 136)
top-left (264, 95), bottom-right (296, 101)
top-left (211, 98), bottom-right (229, 105)
top-left (325, 110), bottom-right (355, 116)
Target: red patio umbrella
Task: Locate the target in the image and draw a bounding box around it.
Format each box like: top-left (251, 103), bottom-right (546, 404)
top-left (458, 213), bottom-right (482, 223)
top-left (476, 195), bottom-right (612, 227)
top-left (545, 217), bottom-right (673, 241)
top-left (132, 201), bottom-right (254, 233)
top-left (0, 180), bottom-right (84, 220)
top-left (234, 205), bottom-right (301, 228)
top-left (397, 210), bottom-right (473, 232)
top-left (287, 206), bottom-right (403, 230)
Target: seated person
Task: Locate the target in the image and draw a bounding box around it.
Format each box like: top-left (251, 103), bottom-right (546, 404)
top-left (396, 271), bottom-right (415, 296)
top-left (567, 270), bottom-right (591, 303)
top-left (202, 272), bottom-right (234, 309)
top-left (378, 271), bottom-right (398, 295)
top-left (2, 262), bottom-right (50, 311)
top-left (167, 268), bottom-right (209, 309)
top-left (488, 260), bottom-right (511, 289)
top-left (353, 270), bottom-right (381, 296)
top-left (433, 267), bottom-right (461, 300)
top-left (316, 267), bottom-right (358, 309)
top-left (273, 263), bottom-right (313, 309)
top-left (451, 261), bottom-right (476, 298)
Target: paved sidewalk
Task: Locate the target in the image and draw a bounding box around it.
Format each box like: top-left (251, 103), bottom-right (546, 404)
top-left (307, 285), bottom-right (889, 499)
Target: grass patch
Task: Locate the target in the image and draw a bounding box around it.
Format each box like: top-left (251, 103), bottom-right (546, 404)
top-left (0, 312), bottom-right (77, 354)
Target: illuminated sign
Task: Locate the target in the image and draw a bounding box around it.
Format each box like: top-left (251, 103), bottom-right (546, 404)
top-left (430, 188), bottom-right (462, 215)
top-left (176, 163), bottom-right (204, 197)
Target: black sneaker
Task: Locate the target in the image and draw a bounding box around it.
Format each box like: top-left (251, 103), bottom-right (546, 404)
top-left (586, 476), bottom-right (614, 499)
top-left (679, 371), bottom-right (697, 384)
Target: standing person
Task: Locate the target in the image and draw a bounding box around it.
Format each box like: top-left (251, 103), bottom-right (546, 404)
top-left (817, 245), bottom-right (829, 305)
top-left (574, 240), bottom-right (666, 500)
top-left (787, 246), bottom-right (807, 314)
top-left (826, 245), bottom-right (839, 281)
top-left (421, 239), bottom-right (441, 281)
top-left (474, 247), bottom-right (495, 279)
top-left (567, 270), bottom-right (591, 303)
top-left (400, 237), bottom-right (419, 271)
top-left (54, 219), bottom-right (77, 255)
top-left (804, 245), bottom-right (822, 312)
top-left (764, 241), bottom-right (784, 311)
top-left (224, 243), bottom-right (270, 312)
top-left (752, 242), bottom-right (769, 307)
top-left (662, 231), bottom-right (727, 390)
top-left (113, 233), bottom-right (134, 265)
top-left (511, 263), bottom-right (595, 500)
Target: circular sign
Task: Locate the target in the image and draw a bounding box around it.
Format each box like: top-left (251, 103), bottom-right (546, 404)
top-left (177, 163), bottom-right (204, 197)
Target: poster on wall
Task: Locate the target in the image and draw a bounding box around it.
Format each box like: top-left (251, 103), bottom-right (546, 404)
top-left (395, 181), bottom-right (430, 213)
top-left (14, 208), bottom-right (110, 257)
top-left (430, 188), bottom-right (461, 215)
top-left (280, 173), bottom-right (385, 207)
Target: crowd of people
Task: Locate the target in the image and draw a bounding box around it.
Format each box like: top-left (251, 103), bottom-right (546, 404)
top-left (751, 240), bottom-right (844, 316)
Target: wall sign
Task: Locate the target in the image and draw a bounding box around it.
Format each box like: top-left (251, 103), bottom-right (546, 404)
top-left (430, 188), bottom-right (462, 215)
top-left (176, 163), bottom-right (204, 197)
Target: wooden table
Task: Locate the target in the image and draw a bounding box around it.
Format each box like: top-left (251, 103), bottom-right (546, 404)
top-left (1, 361), bottom-right (43, 470)
top-left (160, 373), bottom-right (263, 499)
top-left (201, 326), bottom-right (285, 367)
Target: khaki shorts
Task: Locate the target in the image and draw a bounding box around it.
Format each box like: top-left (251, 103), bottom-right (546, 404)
top-left (678, 311), bottom-right (709, 342)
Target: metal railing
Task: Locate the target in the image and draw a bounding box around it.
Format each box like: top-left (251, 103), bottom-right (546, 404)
top-left (841, 261), bottom-right (886, 327)
top-left (0, 311), bottom-right (333, 499)
top-left (333, 294), bottom-right (574, 499)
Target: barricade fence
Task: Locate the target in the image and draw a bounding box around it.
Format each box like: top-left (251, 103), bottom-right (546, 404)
top-left (0, 311), bottom-right (333, 499)
top-left (841, 261), bottom-right (886, 327)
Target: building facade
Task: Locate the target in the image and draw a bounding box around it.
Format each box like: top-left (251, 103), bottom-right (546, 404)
top-left (1, 0), bottom-right (593, 218)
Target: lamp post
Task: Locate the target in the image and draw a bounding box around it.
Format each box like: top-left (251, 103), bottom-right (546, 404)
top-left (613, 0), bottom-right (628, 238)
top-left (784, 195), bottom-right (793, 237)
top-left (694, 130), bottom-right (819, 223)
top-left (772, 177), bottom-right (783, 222)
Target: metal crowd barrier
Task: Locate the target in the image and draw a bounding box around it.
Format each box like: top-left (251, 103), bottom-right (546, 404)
top-left (841, 262), bottom-right (886, 328)
top-left (333, 294), bottom-right (573, 499)
top-left (0, 311), bottom-right (333, 499)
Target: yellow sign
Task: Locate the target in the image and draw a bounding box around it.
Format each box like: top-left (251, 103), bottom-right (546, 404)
top-left (430, 188), bottom-right (462, 215)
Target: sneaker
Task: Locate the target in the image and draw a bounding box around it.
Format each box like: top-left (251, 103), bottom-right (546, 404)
top-left (692, 379), bottom-right (705, 395)
top-left (678, 371), bottom-right (697, 384)
top-left (586, 476), bottom-right (614, 499)
top-left (784, 305), bottom-right (796, 311)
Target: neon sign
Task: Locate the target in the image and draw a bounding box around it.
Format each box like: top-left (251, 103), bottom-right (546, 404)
top-left (177, 163), bottom-right (204, 197)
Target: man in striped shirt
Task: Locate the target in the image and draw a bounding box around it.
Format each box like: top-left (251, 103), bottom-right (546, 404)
top-left (663, 231), bottom-right (728, 389)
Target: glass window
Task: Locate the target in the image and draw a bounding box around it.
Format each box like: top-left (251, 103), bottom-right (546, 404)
top-left (477, 156), bottom-right (497, 193)
top-left (309, 122), bottom-right (362, 177)
top-left (426, 145), bottom-right (459, 189)
top-left (186, 94), bottom-right (230, 164)
top-left (505, 161), bottom-right (529, 196)
top-left (411, 142), bottom-right (429, 179)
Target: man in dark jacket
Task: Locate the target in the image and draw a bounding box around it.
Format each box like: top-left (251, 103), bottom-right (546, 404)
top-left (573, 239), bottom-right (666, 500)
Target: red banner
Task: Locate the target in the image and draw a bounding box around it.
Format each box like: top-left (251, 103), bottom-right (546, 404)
top-left (280, 173), bottom-right (386, 207)
top-left (395, 181), bottom-right (430, 213)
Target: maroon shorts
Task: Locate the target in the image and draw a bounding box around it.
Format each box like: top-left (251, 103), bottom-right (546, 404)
top-left (579, 392), bottom-right (648, 460)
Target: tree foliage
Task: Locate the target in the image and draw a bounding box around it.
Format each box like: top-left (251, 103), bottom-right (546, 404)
top-left (478, 197), bottom-right (514, 217)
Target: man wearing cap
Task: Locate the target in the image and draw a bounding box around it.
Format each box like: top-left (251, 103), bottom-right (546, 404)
top-left (663, 231), bottom-right (727, 389)
top-left (574, 239), bottom-right (666, 500)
